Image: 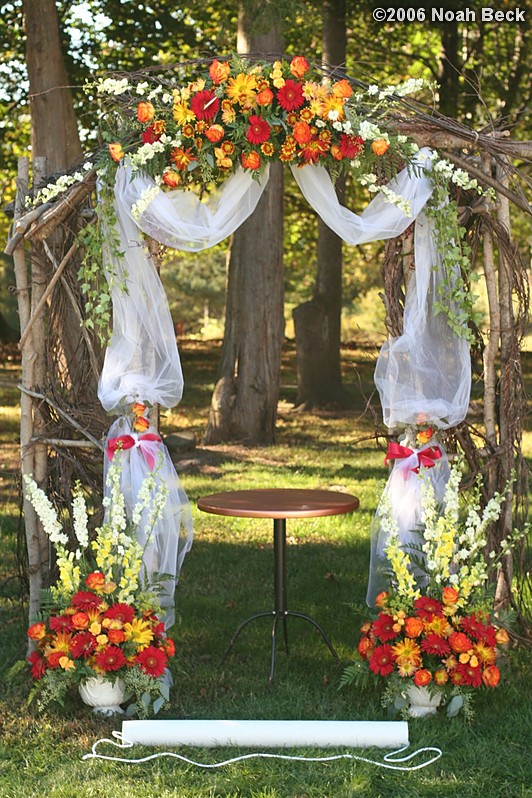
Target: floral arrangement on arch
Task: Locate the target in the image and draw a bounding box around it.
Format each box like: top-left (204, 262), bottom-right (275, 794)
top-left (23, 453), bottom-right (174, 717)
top-left (343, 457), bottom-right (524, 718)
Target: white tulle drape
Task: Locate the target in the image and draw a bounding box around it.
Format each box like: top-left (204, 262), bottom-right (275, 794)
top-left (291, 149), bottom-right (471, 606)
top-left (98, 165), bottom-right (269, 626)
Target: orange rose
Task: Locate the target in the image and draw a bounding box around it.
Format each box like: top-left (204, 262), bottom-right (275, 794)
top-left (165, 639), bottom-right (176, 657)
top-left (137, 101), bottom-right (155, 123)
top-left (416, 426), bottom-right (434, 445)
top-left (442, 586), bottom-right (459, 606)
top-left (162, 171), bottom-right (180, 188)
top-left (375, 591), bottom-right (389, 609)
top-left (290, 56), bottom-right (310, 78)
top-left (413, 668), bottom-right (432, 687)
top-left (330, 145), bottom-right (343, 161)
top-left (482, 665), bottom-right (501, 688)
top-left (372, 139), bottom-right (390, 156)
top-left (404, 616), bottom-right (424, 637)
top-left (256, 88), bottom-right (274, 106)
top-left (131, 402), bottom-right (147, 416)
top-left (357, 636), bottom-right (374, 659)
top-left (108, 628), bottom-right (126, 645)
top-left (360, 622), bottom-right (372, 635)
top-left (209, 59), bottom-right (230, 84)
top-left (495, 627), bottom-right (510, 645)
top-left (293, 121), bottom-right (312, 145)
top-left (434, 669), bottom-right (449, 686)
top-left (71, 612), bottom-right (90, 630)
top-left (133, 415), bottom-right (150, 432)
top-left (449, 631), bottom-right (472, 653)
top-left (241, 151), bottom-right (261, 170)
top-left (28, 622), bottom-right (47, 640)
top-left (108, 143), bottom-right (125, 162)
top-left (85, 571), bottom-right (105, 592)
top-left (205, 124), bottom-right (225, 143)
top-left (332, 78), bottom-right (353, 99)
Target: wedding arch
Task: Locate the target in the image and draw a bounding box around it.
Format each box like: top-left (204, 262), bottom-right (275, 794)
top-left (6, 55), bottom-right (530, 632)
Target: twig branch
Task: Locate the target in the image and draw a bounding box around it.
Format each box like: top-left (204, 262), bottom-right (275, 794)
top-left (18, 384), bottom-right (105, 451)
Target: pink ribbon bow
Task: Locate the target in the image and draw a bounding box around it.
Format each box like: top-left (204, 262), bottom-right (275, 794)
top-left (384, 441), bottom-right (442, 473)
top-left (106, 432), bottom-right (162, 470)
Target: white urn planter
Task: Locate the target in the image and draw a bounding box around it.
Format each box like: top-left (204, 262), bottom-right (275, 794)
top-left (78, 675), bottom-right (126, 715)
top-left (406, 684), bottom-right (442, 718)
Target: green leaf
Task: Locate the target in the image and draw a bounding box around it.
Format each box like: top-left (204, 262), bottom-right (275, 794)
top-left (446, 695), bottom-right (464, 717)
top-left (126, 702), bottom-right (137, 717)
top-left (152, 696), bottom-right (165, 715)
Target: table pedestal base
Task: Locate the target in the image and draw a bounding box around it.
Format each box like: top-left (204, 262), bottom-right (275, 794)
top-left (221, 609), bottom-right (340, 684)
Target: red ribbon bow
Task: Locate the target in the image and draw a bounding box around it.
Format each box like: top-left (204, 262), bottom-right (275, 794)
top-left (106, 432), bottom-right (162, 470)
top-left (384, 442), bottom-right (442, 473)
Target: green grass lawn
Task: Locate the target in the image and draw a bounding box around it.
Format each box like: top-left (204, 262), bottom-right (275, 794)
top-left (1, 340), bottom-right (531, 798)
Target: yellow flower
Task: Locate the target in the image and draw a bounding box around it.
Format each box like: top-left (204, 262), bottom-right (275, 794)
top-left (391, 638), bottom-right (422, 672)
top-left (225, 73), bottom-right (257, 106)
top-left (173, 101), bottom-right (195, 125)
top-left (59, 656), bottom-right (76, 671)
top-left (123, 617), bottom-right (154, 648)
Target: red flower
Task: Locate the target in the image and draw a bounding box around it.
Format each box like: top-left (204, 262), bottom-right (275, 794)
top-left (190, 90), bottom-right (219, 121)
top-left (277, 79), bottom-right (305, 112)
top-left (461, 614), bottom-right (496, 645)
top-left (70, 631), bottom-right (97, 659)
top-left (28, 650), bottom-right (47, 680)
top-left (456, 662), bottom-right (483, 688)
top-left (49, 615), bottom-right (74, 633)
top-left (104, 603), bottom-right (135, 625)
top-left (136, 645), bottom-right (168, 677)
top-left (298, 136), bottom-right (329, 164)
top-left (338, 134), bottom-right (364, 159)
top-left (95, 645), bottom-right (127, 672)
top-left (372, 613), bottom-right (398, 642)
top-left (164, 638), bottom-right (176, 658)
top-left (142, 124), bottom-right (163, 144)
top-left (414, 596), bottom-right (444, 620)
top-left (71, 591), bottom-right (102, 610)
top-left (421, 633), bottom-right (451, 657)
top-left (369, 644), bottom-right (395, 676)
top-left (246, 115), bottom-right (271, 145)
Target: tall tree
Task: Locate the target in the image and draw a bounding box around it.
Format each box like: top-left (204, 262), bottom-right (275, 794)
top-left (292, 0), bottom-right (349, 408)
top-left (204, 0), bottom-right (285, 443)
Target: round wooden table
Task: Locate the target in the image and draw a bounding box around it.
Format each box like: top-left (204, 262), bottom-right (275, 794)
top-left (197, 488), bottom-right (359, 683)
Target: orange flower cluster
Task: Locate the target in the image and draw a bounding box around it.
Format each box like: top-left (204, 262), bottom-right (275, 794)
top-left (358, 589), bottom-right (508, 693)
top-left (105, 55), bottom-right (398, 188)
top-left (27, 571), bottom-right (174, 683)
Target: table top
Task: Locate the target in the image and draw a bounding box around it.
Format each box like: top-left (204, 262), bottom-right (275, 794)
top-left (197, 488), bottom-right (359, 519)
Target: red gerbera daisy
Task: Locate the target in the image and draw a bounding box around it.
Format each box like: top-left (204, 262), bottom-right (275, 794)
top-left (277, 79), bottom-right (305, 112)
top-left (338, 133), bottom-right (364, 159)
top-left (95, 645), bottom-right (127, 672)
top-left (104, 603), bottom-right (136, 625)
top-left (28, 650), bottom-right (47, 680)
top-left (49, 614), bottom-right (74, 632)
top-left (136, 645), bottom-right (168, 677)
top-left (372, 613), bottom-right (398, 642)
top-left (456, 661), bottom-right (483, 688)
top-left (421, 633), bottom-right (451, 657)
top-left (246, 115), bottom-right (271, 145)
top-left (70, 591), bottom-right (102, 610)
top-left (369, 644), bottom-right (395, 676)
top-left (70, 631), bottom-right (97, 659)
top-left (141, 124), bottom-right (162, 144)
top-left (461, 613), bottom-right (496, 645)
top-left (190, 89), bottom-right (220, 121)
top-left (414, 596), bottom-right (444, 620)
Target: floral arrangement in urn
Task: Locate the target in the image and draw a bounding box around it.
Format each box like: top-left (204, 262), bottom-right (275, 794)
top-left (343, 458), bottom-right (524, 718)
top-left (23, 454), bottom-right (174, 717)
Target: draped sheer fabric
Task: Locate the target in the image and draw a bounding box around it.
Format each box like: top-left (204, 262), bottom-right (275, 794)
top-left (99, 148), bottom-right (471, 619)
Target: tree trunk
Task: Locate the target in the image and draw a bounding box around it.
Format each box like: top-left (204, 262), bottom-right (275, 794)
top-left (292, 0), bottom-right (349, 409)
top-left (204, 2), bottom-right (284, 444)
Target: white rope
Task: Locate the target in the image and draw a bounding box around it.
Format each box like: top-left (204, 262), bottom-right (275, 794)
top-left (82, 730), bottom-right (442, 772)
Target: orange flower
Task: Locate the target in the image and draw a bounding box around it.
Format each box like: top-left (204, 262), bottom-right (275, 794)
top-left (221, 140), bottom-right (235, 156)
top-left (209, 59), bottom-right (230, 84)
top-left (290, 56), bottom-right (310, 78)
top-left (434, 668), bottom-right (449, 686)
top-left (133, 415), bottom-right (150, 432)
top-left (358, 636), bottom-right (374, 659)
top-left (241, 151), bottom-right (261, 170)
top-left (332, 78), bottom-right (353, 99)
top-left (261, 142), bottom-right (275, 157)
top-left (256, 88), bottom-right (274, 106)
top-left (375, 591), bottom-right (389, 608)
top-left (221, 99), bottom-right (236, 123)
top-left (391, 638), bottom-right (422, 672)
top-left (449, 631), bottom-right (472, 654)
top-left (163, 170), bottom-right (181, 188)
top-left (472, 641), bottom-right (496, 665)
top-left (108, 143), bottom-right (124, 162)
top-left (413, 668), bottom-right (432, 686)
top-left (331, 145), bottom-right (343, 161)
top-left (164, 638), bottom-right (176, 657)
top-left (182, 123), bottom-right (195, 138)
top-left (85, 571), bottom-right (106, 593)
top-left (495, 627), bottom-right (510, 645)
top-left (442, 586), bottom-right (459, 606)
top-left (131, 402), bottom-right (147, 416)
top-left (171, 147), bottom-right (197, 170)
top-left (28, 622), bottom-right (47, 640)
top-left (482, 665), bottom-right (501, 688)
top-left (416, 426), bottom-right (434, 445)
top-left (59, 655), bottom-right (76, 671)
top-left (205, 124), bottom-right (225, 143)
top-left (293, 120), bottom-right (312, 146)
top-left (71, 612), bottom-right (90, 630)
top-left (108, 628), bottom-right (126, 645)
top-left (137, 101), bottom-right (155, 123)
top-left (404, 616), bottom-right (424, 637)
top-left (372, 138), bottom-right (390, 156)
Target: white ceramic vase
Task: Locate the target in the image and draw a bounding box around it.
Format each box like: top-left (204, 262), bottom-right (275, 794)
top-left (78, 675), bottom-right (126, 716)
top-left (406, 684), bottom-right (442, 718)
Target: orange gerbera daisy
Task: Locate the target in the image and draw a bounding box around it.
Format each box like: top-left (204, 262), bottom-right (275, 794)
top-left (391, 638), bottom-right (422, 672)
top-left (171, 147), bottom-right (197, 170)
